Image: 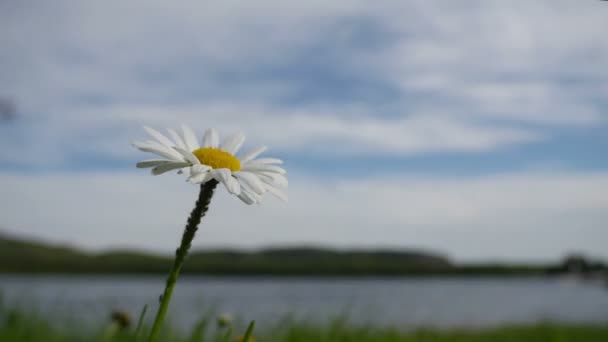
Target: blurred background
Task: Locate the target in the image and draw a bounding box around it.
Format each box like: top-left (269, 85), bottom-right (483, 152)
top-left (1, 0), bottom-right (608, 338)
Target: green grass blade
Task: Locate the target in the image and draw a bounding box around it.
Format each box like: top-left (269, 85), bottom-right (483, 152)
top-left (243, 320), bottom-right (255, 342)
top-left (134, 304), bottom-right (148, 340)
top-left (222, 327), bottom-right (233, 342)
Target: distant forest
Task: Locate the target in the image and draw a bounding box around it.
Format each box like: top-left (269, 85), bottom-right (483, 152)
top-left (0, 232), bottom-right (604, 276)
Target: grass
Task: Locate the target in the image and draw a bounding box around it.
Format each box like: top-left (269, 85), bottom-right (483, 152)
top-left (1, 305), bottom-right (607, 342)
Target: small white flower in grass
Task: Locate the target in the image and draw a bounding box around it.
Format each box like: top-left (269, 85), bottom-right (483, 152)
top-left (133, 125), bottom-right (288, 205)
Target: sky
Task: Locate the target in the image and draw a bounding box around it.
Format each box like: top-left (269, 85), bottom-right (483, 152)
top-left (0, 0), bottom-right (607, 262)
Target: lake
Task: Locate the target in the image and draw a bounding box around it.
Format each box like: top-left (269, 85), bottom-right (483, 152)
top-left (1, 275), bottom-right (607, 330)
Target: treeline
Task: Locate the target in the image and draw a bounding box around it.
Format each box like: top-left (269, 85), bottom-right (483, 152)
top-left (0, 233), bottom-right (594, 276)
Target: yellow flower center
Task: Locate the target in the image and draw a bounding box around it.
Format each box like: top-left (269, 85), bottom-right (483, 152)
top-left (192, 147), bottom-right (241, 171)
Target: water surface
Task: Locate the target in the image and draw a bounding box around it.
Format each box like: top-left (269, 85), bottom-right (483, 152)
top-left (1, 275), bottom-right (607, 330)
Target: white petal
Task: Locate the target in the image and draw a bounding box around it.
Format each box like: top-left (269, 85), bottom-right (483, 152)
top-left (265, 185), bottom-right (288, 202)
top-left (132, 141), bottom-right (184, 161)
top-left (181, 124), bottom-right (200, 151)
top-left (237, 189), bottom-right (258, 205)
top-left (257, 172), bottom-right (288, 187)
top-left (245, 158), bottom-right (283, 165)
top-left (191, 164), bottom-right (212, 174)
top-left (227, 177), bottom-right (241, 195)
top-left (188, 170), bottom-right (213, 184)
top-left (234, 171), bottom-right (266, 195)
top-left (220, 132), bottom-right (246, 155)
top-left (144, 126), bottom-right (175, 148)
top-left (202, 128), bottom-right (220, 148)
top-left (173, 146), bottom-right (200, 165)
top-left (167, 128), bottom-right (187, 150)
top-left (132, 140), bottom-right (158, 150)
top-left (187, 164), bottom-right (212, 182)
top-left (136, 160), bottom-right (171, 168)
top-left (211, 168), bottom-right (241, 195)
top-left (239, 146), bottom-right (267, 163)
top-left (151, 162), bottom-right (190, 175)
top-left (241, 164), bottom-right (286, 174)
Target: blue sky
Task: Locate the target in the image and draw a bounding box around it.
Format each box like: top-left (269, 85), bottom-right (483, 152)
top-left (1, 0), bottom-right (607, 262)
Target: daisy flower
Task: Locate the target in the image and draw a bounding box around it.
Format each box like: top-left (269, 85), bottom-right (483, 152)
top-left (133, 125), bottom-right (287, 205)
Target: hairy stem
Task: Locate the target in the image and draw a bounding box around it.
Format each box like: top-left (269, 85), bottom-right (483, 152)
top-left (148, 180), bottom-right (218, 342)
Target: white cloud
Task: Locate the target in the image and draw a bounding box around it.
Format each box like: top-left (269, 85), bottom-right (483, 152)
top-left (1, 170), bottom-right (607, 262)
top-left (0, 102), bottom-right (544, 169)
top-left (351, 1), bottom-right (608, 125)
top-left (94, 103), bottom-right (544, 155)
top-left (2, 0), bottom-right (606, 151)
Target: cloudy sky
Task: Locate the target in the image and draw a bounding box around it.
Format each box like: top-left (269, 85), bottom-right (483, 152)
top-left (1, 0), bottom-right (607, 262)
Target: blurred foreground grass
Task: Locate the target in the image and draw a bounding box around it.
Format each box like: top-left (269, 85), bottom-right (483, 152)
top-left (2, 306), bottom-right (608, 342)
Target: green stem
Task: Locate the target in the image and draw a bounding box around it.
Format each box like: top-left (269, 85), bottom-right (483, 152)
top-left (148, 180), bottom-right (218, 342)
